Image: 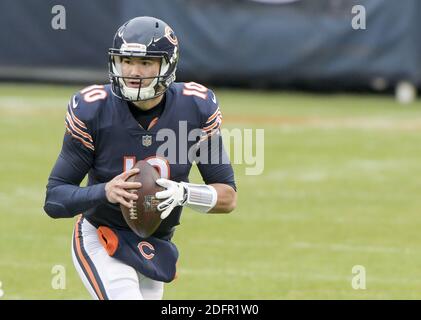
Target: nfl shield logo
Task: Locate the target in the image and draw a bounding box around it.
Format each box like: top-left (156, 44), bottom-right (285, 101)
top-left (143, 195), bottom-right (160, 212)
top-left (142, 135), bottom-right (152, 147)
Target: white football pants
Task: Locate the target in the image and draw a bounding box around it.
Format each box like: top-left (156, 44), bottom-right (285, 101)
top-left (71, 216), bottom-right (164, 300)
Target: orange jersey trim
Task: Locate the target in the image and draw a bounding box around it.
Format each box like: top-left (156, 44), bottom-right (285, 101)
top-left (68, 106), bottom-right (88, 130)
top-left (206, 107), bottom-right (221, 123)
top-left (65, 124), bottom-right (95, 151)
top-left (66, 112), bottom-right (93, 142)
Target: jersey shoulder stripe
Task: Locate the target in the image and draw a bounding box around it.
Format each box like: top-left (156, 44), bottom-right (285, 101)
top-left (63, 84), bottom-right (110, 152)
top-left (65, 101), bottom-right (95, 151)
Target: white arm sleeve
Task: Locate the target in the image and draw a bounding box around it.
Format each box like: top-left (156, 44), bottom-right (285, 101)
top-left (181, 182), bottom-right (218, 213)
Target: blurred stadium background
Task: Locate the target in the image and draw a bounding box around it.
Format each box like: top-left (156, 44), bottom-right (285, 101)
top-left (1, 0), bottom-right (421, 299)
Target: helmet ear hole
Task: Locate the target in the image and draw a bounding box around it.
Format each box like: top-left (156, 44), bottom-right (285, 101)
top-left (160, 58), bottom-right (169, 76)
top-left (112, 55), bottom-right (123, 76)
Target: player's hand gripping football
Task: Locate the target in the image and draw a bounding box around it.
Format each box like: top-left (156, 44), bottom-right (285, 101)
top-left (105, 168), bottom-right (142, 209)
top-left (155, 178), bottom-right (187, 219)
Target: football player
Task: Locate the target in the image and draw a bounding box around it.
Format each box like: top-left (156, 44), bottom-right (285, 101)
top-left (44, 16), bottom-right (237, 300)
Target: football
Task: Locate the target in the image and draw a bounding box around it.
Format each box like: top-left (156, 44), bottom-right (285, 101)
top-left (120, 160), bottom-right (164, 238)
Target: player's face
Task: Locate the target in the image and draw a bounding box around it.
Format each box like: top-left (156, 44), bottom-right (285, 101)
top-left (121, 57), bottom-right (161, 88)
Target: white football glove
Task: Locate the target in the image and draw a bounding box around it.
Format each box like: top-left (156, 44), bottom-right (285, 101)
top-left (155, 178), bottom-right (218, 219)
top-left (155, 178), bottom-right (187, 219)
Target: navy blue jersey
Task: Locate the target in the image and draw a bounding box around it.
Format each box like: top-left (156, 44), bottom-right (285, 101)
top-left (44, 82), bottom-right (236, 240)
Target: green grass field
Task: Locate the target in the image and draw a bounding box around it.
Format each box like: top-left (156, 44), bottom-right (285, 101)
top-left (1, 83), bottom-right (421, 299)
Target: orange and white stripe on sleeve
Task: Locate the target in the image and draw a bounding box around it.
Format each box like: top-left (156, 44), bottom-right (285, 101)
top-left (200, 107), bottom-right (222, 142)
top-left (65, 103), bottom-right (95, 151)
